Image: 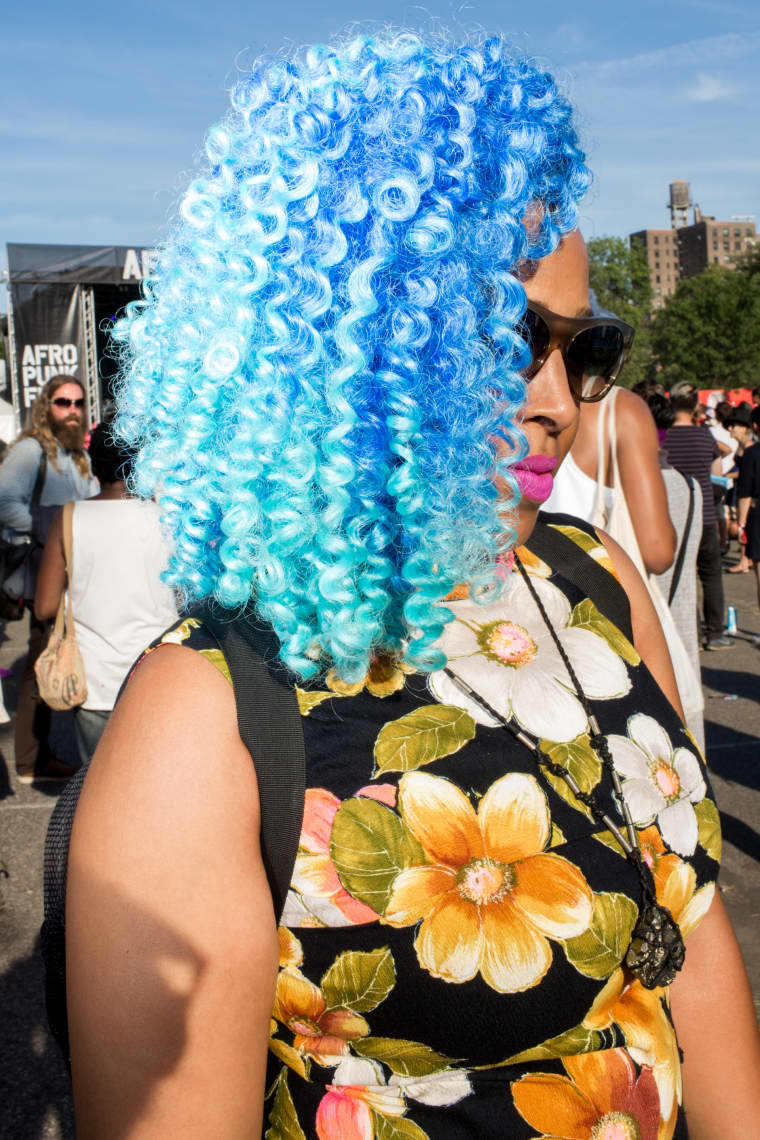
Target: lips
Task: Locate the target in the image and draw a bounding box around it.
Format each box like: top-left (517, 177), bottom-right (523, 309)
top-left (513, 455), bottom-right (558, 504)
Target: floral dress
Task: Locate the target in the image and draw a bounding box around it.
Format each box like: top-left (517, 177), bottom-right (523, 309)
top-left (147, 514), bottom-right (720, 1140)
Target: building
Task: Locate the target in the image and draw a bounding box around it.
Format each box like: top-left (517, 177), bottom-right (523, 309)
top-left (677, 213), bottom-right (756, 278)
top-left (629, 182), bottom-right (757, 310)
top-left (629, 227), bottom-right (680, 309)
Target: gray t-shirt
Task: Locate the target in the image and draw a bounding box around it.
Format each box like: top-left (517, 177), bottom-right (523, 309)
top-left (0, 436), bottom-right (98, 535)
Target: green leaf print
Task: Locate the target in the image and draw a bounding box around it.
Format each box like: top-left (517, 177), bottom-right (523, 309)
top-left (592, 829), bottom-right (626, 858)
top-left (294, 688), bottom-right (336, 716)
top-left (198, 647), bottom-right (232, 685)
top-left (568, 597), bottom-right (640, 667)
top-left (374, 705), bottom-right (476, 776)
top-left (372, 1112), bottom-right (431, 1140)
top-left (330, 798), bottom-right (425, 915)
top-left (694, 798), bottom-right (722, 863)
top-left (563, 891), bottom-right (638, 979)
top-left (551, 524), bottom-right (602, 555)
top-left (265, 1071), bottom-right (306, 1140)
top-left (550, 822), bottom-right (566, 848)
top-left (354, 1037), bottom-right (457, 1077)
top-left (500, 1024), bottom-right (603, 1066)
top-left (321, 948), bottom-right (396, 1013)
top-left (538, 735), bottom-right (602, 820)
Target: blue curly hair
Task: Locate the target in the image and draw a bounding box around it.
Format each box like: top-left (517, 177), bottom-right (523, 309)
top-left (112, 29), bottom-right (590, 681)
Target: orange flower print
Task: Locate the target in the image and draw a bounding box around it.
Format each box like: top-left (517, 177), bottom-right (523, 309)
top-left (638, 826), bottom-right (715, 939)
top-left (272, 968), bottom-right (369, 1064)
top-left (512, 1048), bottom-right (660, 1140)
top-left (326, 654), bottom-right (414, 698)
top-left (385, 771), bottom-right (593, 992)
top-left (284, 787), bottom-right (395, 927)
top-left (583, 974), bottom-right (681, 1140)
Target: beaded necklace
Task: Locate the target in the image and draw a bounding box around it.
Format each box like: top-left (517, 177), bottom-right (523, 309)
top-left (442, 552), bottom-right (685, 990)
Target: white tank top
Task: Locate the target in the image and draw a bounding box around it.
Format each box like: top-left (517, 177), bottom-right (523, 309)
top-left (543, 452), bottom-right (615, 522)
top-left (70, 499), bottom-right (179, 709)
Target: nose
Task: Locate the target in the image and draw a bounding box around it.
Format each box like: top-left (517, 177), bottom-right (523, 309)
top-left (521, 349), bottom-right (579, 434)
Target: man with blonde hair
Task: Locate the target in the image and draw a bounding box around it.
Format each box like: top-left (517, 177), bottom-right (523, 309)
top-left (0, 375), bottom-right (98, 782)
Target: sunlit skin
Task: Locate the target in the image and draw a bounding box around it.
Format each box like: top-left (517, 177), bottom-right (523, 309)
top-left (493, 229), bottom-right (590, 548)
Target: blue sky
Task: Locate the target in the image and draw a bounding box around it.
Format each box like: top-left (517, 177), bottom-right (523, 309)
top-left (2, 0), bottom-right (759, 302)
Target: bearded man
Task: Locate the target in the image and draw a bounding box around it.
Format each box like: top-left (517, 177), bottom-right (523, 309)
top-left (0, 375), bottom-right (98, 782)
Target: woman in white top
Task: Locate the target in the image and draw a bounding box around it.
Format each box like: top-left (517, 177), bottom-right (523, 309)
top-left (35, 425), bottom-right (179, 764)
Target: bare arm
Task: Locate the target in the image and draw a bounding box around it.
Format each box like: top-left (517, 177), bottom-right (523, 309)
top-left (67, 645), bottom-right (279, 1139)
top-left (615, 390), bottom-right (676, 576)
top-left (600, 531), bottom-right (760, 1128)
top-left (670, 892), bottom-right (760, 1136)
top-left (597, 530), bottom-right (683, 721)
top-left (34, 507), bottom-right (65, 621)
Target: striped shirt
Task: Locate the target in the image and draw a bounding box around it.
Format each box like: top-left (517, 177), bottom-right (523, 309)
top-left (664, 425), bottom-right (719, 526)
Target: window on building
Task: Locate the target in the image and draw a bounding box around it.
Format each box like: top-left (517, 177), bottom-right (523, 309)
top-left (723, 228), bottom-right (729, 236)
top-left (735, 240), bottom-right (742, 250)
top-left (723, 240), bottom-right (729, 249)
top-left (747, 228), bottom-right (753, 237)
top-left (654, 236), bottom-right (659, 244)
top-left (656, 274), bottom-right (661, 283)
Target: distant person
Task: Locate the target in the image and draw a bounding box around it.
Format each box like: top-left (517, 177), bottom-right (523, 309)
top-left (0, 376), bottom-right (98, 782)
top-left (664, 383), bottom-right (731, 650)
top-left (637, 384), bottom-right (704, 748)
top-left (543, 384), bottom-right (676, 575)
top-left (728, 407), bottom-right (758, 581)
top-left (35, 425), bottom-right (179, 765)
top-left (709, 401), bottom-right (737, 551)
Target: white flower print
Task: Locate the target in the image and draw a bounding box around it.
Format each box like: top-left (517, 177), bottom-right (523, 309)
top-left (607, 713), bottom-right (707, 856)
top-left (429, 574), bottom-right (631, 743)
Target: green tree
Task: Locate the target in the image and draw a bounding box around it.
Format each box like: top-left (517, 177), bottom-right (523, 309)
top-left (650, 267), bottom-right (760, 389)
top-left (586, 236), bottom-right (652, 388)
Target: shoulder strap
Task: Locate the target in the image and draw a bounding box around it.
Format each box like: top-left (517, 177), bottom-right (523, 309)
top-left (667, 474), bottom-right (695, 607)
top-left (30, 449), bottom-right (47, 513)
top-left (525, 516), bottom-right (634, 643)
top-left (195, 606), bottom-right (306, 925)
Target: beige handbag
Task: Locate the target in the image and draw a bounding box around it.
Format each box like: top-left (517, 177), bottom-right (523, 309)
top-left (34, 501), bottom-right (88, 711)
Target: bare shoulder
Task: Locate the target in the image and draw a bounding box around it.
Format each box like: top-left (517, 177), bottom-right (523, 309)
top-left (67, 643), bottom-right (279, 1137)
top-left (615, 388), bottom-right (658, 437)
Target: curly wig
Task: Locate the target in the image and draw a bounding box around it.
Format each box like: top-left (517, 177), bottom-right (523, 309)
top-left (112, 30), bottom-right (591, 680)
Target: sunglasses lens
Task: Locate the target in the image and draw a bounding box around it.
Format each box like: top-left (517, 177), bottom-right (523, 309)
top-left (519, 308), bottom-right (551, 376)
top-left (566, 326), bottom-right (625, 399)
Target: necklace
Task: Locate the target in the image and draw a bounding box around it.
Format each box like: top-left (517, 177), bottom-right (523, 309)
top-left (442, 553), bottom-right (685, 991)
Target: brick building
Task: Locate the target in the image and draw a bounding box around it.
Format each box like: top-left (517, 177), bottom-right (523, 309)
top-left (629, 182), bottom-right (757, 310)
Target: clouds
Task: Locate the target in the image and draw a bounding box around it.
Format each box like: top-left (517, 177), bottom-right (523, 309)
top-left (685, 72), bottom-right (737, 101)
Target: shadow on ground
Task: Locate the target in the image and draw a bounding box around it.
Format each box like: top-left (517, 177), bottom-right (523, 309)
top-left (702, 661), bottom-right (760, 704)
top-left (0, 935), bottom-right (74, 1139)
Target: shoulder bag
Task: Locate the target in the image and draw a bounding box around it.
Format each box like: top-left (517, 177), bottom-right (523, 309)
top-left (34, 501), bottom-right (88, 711)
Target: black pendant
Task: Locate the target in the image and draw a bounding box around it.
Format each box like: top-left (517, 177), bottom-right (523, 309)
top-left (625, 899), bottom-right (686, 989)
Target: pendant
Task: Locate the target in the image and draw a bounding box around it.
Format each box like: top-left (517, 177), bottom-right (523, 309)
top-left (625, 899), bottom-right (686, 989)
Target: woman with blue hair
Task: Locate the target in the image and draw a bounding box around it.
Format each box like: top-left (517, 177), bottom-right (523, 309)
top-left (65, 30), bottom-right (759, 1139)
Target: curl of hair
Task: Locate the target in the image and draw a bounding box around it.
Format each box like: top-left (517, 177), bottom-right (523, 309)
top-left (112, 30), bottom-right (590, 680)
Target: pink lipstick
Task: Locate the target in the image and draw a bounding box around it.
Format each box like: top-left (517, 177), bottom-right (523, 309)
top-left (512, 455), bottom-right (558, 504)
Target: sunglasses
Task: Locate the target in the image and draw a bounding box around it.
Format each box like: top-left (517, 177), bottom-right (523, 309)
top-left (52, 397), bottom-right (85, 409)
top-left (518, 301), bottom-right (634, 402)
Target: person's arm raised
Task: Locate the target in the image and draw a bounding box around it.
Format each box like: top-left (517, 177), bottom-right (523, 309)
top-left (66, 643), bottom-right (279, 1140)
top-left (615, 389), bottom-right (676, 576)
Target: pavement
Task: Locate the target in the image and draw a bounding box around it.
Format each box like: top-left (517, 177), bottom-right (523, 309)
top-left (0, 562), bottom-right (759, 1139)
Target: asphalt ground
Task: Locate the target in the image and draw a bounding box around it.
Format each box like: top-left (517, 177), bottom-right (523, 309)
top-left (1, 560), bottom-right (759, 1139)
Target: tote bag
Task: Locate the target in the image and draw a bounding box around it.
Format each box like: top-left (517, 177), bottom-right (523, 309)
top-left (591, 390), bottom-right (705, 740)
top-left (34, 501), bottom-right (88, 711)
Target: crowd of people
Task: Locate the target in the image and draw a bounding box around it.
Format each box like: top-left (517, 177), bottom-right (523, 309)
top-left (1, 29), bottom-right (759, 1140)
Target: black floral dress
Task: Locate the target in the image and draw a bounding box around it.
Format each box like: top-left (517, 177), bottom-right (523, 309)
top-left (145, 515), bottom-right (720, 1140)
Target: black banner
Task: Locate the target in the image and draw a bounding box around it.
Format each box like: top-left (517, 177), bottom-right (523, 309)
top-left (9, 282), bottom-right (84, 418)
top-left (7, 243), bottom-right (157, 286)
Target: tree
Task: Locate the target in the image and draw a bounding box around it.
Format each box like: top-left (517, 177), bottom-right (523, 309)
top-left (650, 267), bottom-right (760, 389)
top-left (586, 236), bottom-right (652, 388)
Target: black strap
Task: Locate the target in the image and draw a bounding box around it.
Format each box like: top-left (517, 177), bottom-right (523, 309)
top-left (30, 448), bottom-right (47, 514)
top-left (667, 474), bottom-right (695, 607)
top-left (196, 605), bottom-right (306, 925)
top-left (525, 515), bottom-right (634, 644)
